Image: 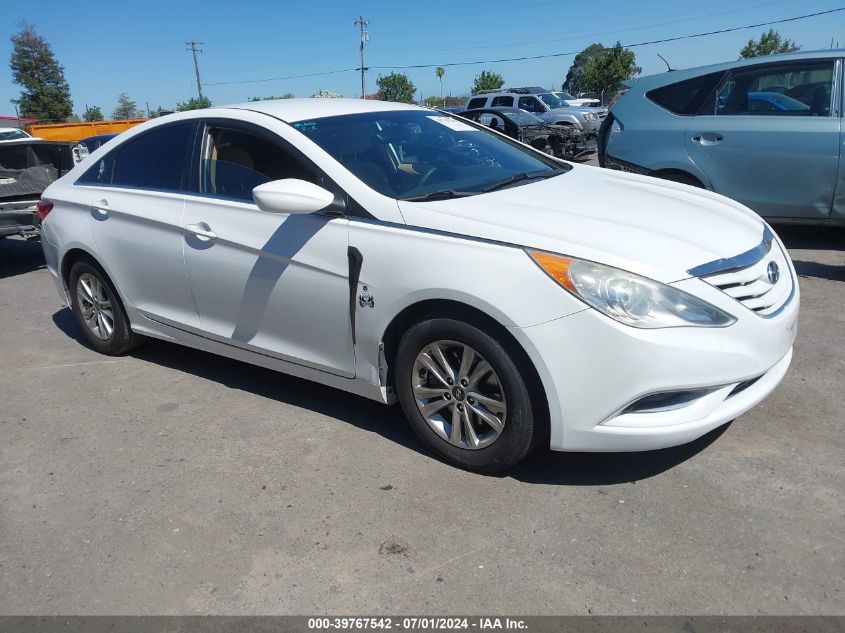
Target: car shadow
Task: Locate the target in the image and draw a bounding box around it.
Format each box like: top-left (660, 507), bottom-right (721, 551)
top-left (0, 237), bottom-right (44, 279)
top-left (791, 260), bottom-right (845, 282)
top-left (52, 307), bottom-right (723, 485)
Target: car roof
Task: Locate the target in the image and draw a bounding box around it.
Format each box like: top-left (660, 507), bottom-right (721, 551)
top-left (221, 98), bottom-right (421, 123)
top-left (633, 49), bottom-right (845, 90)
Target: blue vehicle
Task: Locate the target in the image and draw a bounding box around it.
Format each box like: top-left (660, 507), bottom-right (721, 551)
top-left (599, 50), bottom-right (843, 224)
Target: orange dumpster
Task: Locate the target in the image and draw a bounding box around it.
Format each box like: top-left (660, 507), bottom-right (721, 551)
top-left (25, 118), bottom-right (148, 142)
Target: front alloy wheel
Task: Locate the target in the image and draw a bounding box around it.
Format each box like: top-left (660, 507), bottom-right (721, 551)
top-left (412, 340), bottom-right (507, 450)
top-left (395, 318), bottom-right (540, 472)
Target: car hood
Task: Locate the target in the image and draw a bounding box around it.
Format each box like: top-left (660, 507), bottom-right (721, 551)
top-left (397, 164), bottom-right (766, 284)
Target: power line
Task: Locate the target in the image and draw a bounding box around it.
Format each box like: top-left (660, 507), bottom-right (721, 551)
top-left (186, 41), bottom-right (205, 100)
top-left (202, 7), bottom-right (845, 87)
top-left (369, 7), bottom-right (845, 71)
top-left (375, 0), bottom-right (793, 54)
top-left (204, 67), bottom-right (358, 87)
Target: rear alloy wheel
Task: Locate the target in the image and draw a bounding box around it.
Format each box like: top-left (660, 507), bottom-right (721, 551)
top-left (396, 318), bottom-right (539, 472)
top-left (77, 272), bottom-right (114, 340)
top-left (69, 260), bottom-right (143, 355)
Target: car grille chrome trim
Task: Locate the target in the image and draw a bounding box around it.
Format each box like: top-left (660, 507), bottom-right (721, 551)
top-left (690, 227), bottom-right (794, 318)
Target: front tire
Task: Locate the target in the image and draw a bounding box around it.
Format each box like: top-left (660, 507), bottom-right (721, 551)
top-left (69, 260), bottom-right (143, 355)
top-left (395, 318), bottom-right (539, 473)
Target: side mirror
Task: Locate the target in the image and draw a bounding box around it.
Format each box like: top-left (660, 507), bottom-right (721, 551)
top-left (252, 178), bottom-right (335, 214)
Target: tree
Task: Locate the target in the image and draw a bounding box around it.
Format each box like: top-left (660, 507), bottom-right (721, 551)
top-left (248, 93), bottom-right (295, 101)
top-left (82, 105), bottom-right (103, 122)
top-left (9, 23), bottom-right (73, 121)
top-left (578, 42), bottom-right (640, 96)
top-left (311, 90), bottom-right (343, 98)
top-left (563, 43), bottom-right (605, 96)
top-left (113, 93), bottom-right (140, 119)
top-left (471, 70), bottom-right (504, 94)
top-left (376, 72), bottom-right (416, 102)
top-left (740, 30), bottom-right (801, 59)
top-left (435, 66), bottom-right (445, 104)
top-left (175, 96), bottom-right (211, 111)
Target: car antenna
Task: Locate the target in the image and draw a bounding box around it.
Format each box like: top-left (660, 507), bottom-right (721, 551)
top-left (657, 53), bottom-right (675, 72)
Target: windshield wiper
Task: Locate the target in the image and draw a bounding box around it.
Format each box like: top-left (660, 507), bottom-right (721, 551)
top-left (482, 169), bottom-right (564, 193)
top-left (402, 190), bottom-right (476, 202)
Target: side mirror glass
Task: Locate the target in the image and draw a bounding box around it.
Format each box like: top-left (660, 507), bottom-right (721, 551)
top-left (252, 178), bottom-right (335, 215)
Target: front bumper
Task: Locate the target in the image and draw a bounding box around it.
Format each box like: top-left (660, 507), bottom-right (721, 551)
top-left (512, 272), bottom-right (799, 452)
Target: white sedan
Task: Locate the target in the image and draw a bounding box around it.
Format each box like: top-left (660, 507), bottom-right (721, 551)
top-left (37, 99), bottom-right (798, 472)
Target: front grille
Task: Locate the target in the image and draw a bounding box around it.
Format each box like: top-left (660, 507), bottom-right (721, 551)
top-left (689, 227), bottom-right (793, 317)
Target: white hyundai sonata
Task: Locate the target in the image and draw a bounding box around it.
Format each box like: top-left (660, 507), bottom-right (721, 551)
top-left (38, 99), bottom-right (798, 472)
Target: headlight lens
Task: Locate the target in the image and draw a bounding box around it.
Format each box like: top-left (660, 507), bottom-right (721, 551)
top-left (584, 112), bottom-right (598, 121)
top-left (528, 250), bottom-right (736, 328)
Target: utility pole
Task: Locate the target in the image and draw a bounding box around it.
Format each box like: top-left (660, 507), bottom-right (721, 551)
top-left (354, 16), bottom-right (369, 99)
top-left (186, 41), bottom-right (205, 101)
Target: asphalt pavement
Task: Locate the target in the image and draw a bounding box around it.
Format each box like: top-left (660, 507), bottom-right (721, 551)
top-left (0, 225), bottom-right (843, 615)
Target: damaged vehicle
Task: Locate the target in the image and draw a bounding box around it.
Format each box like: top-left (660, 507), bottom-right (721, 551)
top-left (40, 100), bottom-right (798, 472)
top-left (457, 107), bottom-right (595, 160)
top-left (1, 139), bottom-right (75, 239)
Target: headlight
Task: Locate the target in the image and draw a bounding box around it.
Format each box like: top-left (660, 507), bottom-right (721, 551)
top-left (583, 112), bottom-right (598, 121)
top-left (527, 250), bottom-right (736, 328)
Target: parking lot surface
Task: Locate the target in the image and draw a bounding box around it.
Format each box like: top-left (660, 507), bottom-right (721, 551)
top-left (1, 226), bottom-right (843, 615)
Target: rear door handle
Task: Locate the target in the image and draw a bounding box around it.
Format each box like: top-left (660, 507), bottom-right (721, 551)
top-left (89, 199), bottom-right (109, 218)
top-left (691, 132), bottom-right (723, 145)
top-left (185, 222), bottom-right (217, 242)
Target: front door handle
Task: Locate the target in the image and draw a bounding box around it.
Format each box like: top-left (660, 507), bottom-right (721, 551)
top-left (185, 222), bottom-right (217, 242)
top-left (691, 132), bottom-right (723, 145)
top-left (90, 200), bottom-right (109, 218)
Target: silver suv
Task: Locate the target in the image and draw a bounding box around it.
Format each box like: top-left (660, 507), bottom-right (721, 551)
top-left (465, 89), bottom-right (601, 133)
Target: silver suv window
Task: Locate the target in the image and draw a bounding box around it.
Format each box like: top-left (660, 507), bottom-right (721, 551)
top-left (716, 61), bottom-right (834, 117)
top-left (490, 96), bottom-right (514, 107)
top-left (518, 96), bottom-right (545, 113)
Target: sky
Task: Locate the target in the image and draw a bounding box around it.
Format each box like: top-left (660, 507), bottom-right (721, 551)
top-left (2, 0), bottom-right (844, 117)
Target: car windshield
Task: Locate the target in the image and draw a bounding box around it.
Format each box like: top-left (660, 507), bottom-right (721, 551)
top-left (294, 110), bottom-right (567, 200)
top-left (555, 91), bottom-right (576, 101)
top-left (537, 93), bottom-right (566, 109)
top-left (501, 110), bottom-right (545, 125)
top-left (0, 129), bottom-right (30, 141)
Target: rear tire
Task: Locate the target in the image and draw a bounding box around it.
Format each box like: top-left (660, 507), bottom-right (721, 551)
top-left (395, 318), bottom-right (538, 473)
top-left (68, 260), bottom-right (143, 355)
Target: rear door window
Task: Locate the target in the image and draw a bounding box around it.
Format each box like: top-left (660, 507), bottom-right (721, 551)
top-left (467, 97), bottom-right (487, 109)
top-left (715, 61), bottom-right (834, 116)
top-left (490, 96), bottom-right (514, 107)
top-left (78, 123), bottom-right (195, 190)
top-left (646, 72), bottom-right (724, 115)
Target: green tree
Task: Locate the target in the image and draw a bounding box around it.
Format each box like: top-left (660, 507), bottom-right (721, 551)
top-left (82, 105), bottom-right (103, 122)
top-left (563, 43), bottom-right (605, 96)
top-left (740, 29), bottom-right (801, 59)
top-left (579, 42), bottom-right (640, 95)
top-left (435, 66), bottom-right (445, 104)
top-left (9, 23), bottom-right (72, 121)
top-left (113, 93), bottom-right (140, 119)
top-left (471, 70), bottom-right (504, 94)
top-left (376, 72), bottom-right (416, 102)
top-left (248, 93), bottom-right (294, 101)
top-left (175, 96), bottom-right (211, 111)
